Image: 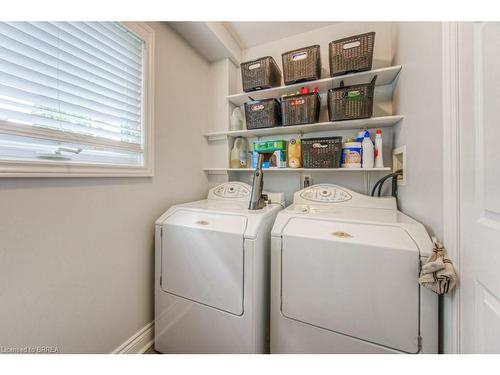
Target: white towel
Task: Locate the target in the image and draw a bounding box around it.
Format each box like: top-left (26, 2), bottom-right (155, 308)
top-left (418, 237), bottom-right (457, 295)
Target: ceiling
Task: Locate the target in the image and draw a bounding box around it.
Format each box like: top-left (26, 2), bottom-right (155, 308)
top-left (169, 22), bottom-right (241, 63)
top-left (223, 22), bottom-right (337, 49)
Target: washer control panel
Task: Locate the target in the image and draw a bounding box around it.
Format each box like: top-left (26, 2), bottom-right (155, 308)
top-left (292, 184), bottom-right (397, 209)
top-left (299, 185), bottom-right (352, 203)
top-left (211, 182), bottom-right (250, 200)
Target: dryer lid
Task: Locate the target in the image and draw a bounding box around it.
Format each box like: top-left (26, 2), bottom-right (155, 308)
top-left (280, 217), bottom-right (421, 353)
top-left (283, 217), bottom-right (419, 251)
top-left (163, 208), bottom-right (247, 235)
top-left (161, 209), bottom-right (246, 315)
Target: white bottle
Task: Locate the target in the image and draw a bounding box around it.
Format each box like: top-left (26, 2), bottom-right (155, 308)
top-left (362, 130), bottom-right (374, 169)
top-left (230, 137), bottom-right (243, 168)
top-left (239, 138), bottom-right (248, 168)
top-left (231, 137), bottom-right (247, 168)
top-left (374, 129), bottom-right (384, 168)
top-left (230, 107), bottom-right (244, 131)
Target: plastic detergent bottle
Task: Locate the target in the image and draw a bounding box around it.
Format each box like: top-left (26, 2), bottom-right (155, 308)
top-left (374, 129), bottom-right (384, 168)
top-left (239, 138), bottom-right (248, 168)
top-left (287, 138), bottom-right (302, 168)
top-left (362, 131), bottom-right (374, 169)
top-left (231, 137), bottom-right (245, 168)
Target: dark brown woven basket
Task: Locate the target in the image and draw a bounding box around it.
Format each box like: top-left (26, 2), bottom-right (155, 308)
top-left (282, 45), bottom-right (321, 85)
top-left (327, 76), bottom-right (377, 121)
top-left (241, 56), bottom-right (282, 92)
top-left (281, 93), bottom-right (320, 126)
top-left (329, 32), bottom-right (375, 77)
top-left (302, 136), bottom-right (343, 168)
top-left (244, 98), bottom-right (281, 129)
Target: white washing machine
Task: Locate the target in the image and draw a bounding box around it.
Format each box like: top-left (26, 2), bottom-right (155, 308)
top-left (270, 184), bottom-right (438, 354)
top-left (154, 182), bottom-right (284, 353)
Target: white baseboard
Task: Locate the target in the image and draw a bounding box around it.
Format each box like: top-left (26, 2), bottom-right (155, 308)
top-left (112, 321), bottom-right (154, 354)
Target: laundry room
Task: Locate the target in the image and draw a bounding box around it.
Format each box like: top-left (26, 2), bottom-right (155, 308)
top-left (1, 1), bottom-right (499, 373)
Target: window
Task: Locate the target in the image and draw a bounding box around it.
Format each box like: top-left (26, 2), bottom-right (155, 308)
top-left (0, 22), bottom-right (154, 177)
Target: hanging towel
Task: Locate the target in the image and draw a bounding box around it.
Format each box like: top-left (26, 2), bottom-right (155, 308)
top-left (418, 237), bottom-right (457, 295)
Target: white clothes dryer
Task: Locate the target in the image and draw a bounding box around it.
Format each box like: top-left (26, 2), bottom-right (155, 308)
top-left (270, 184), bottom-right (438, 354)
top-left (155, 182), bottom-right (284, 353)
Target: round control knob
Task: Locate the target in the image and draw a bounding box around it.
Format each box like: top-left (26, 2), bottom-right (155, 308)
top-left (320, 189), bottom-right (331, 197)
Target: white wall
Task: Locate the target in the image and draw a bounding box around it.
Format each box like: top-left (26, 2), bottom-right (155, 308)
top-left (392, 22), bottom-right (444, 238)
top-left (203, 59), bottom-right (232, 171)
top-left (0, 22), bottom-right (209, 353)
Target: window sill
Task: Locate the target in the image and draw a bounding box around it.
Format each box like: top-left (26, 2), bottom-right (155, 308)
top-left (0, 160), bottom-right (154, 178)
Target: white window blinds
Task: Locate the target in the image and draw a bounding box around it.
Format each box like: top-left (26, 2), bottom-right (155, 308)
top-left (0, 22), bottom-right (146, 167)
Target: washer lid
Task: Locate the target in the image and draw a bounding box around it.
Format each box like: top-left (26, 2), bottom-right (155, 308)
top-left (281, 217), bottom-right (421, 353)
top-left (161, 209), bottom-right (246, 315)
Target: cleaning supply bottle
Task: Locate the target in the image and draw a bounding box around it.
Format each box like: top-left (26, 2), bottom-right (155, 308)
top-left (374, 129), bottom-right (384, 168)
top-left (230, 137), bottom-right (245, 168)
top-left (356, 130), bottom-right (365, 142)
top-left (341, 141), bottom-right (362, 168)
top-left (287, 138), bottom-right (302, 168)
top-left (362, 130), bottom-right (374, 169)
top-left (239, 138), bottom-right (248, 168)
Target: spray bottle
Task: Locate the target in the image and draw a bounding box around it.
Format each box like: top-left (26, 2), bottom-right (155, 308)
top-left (374, 129), bottom-right (384, 168)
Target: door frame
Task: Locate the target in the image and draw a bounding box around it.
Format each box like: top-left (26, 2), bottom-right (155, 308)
top-left (441, 21), bottom-right (461, 354)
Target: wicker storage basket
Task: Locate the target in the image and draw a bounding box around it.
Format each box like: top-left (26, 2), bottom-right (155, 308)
top-left (241, 56), bottom-right (282, 92)
top-left (327, 76), bottom-right (377, 121)
top-left (281, 92), bottom-right (320, 126)
top-left (282, 45), bottom-right (321, 85)
top-left (244, 98), bottom-right (281, 129)
top-left (329, 32), bottom-right (375, 77)
top-left (302, 136), bottom-right (343, 168)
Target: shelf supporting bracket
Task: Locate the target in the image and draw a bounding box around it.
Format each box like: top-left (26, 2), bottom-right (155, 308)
top-left (207, 135), bottom-right (228, 142)
top-left (205, 170), bottom-right (229, 175)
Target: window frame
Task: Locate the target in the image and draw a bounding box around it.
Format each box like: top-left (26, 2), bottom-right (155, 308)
top-left (0, 21), bottom-right (155, 178)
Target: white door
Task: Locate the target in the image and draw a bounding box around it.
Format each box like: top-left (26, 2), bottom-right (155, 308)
top-left (458, 22), bottom-right (500, 353)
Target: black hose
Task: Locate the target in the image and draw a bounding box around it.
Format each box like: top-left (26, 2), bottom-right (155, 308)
top-left (392, 172), bottom-right (399, 199)
top-left (371, 173), bottom-right (392, 196)
top-left (371, 179), bottom-right (382, 197)
top-left (371, 170), bottom-right (403, 197)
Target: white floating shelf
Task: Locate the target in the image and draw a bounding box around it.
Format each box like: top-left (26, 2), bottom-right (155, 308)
top-left (226, 65), bottom-right (402, 107)
top-left (205, 115), bottom-right (403, 140)
top-left (204, 167), bottom-right (391, 175)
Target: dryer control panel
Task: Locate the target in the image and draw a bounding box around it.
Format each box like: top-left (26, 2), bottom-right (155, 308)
top-left (209, 182), bottom-right (251, 201)
top-left (299, 185), bottom-right (352, 203)
top-left (208, 182), bottom-right (285, 205)
top-left (292, 184), bottom-right (397, 209)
